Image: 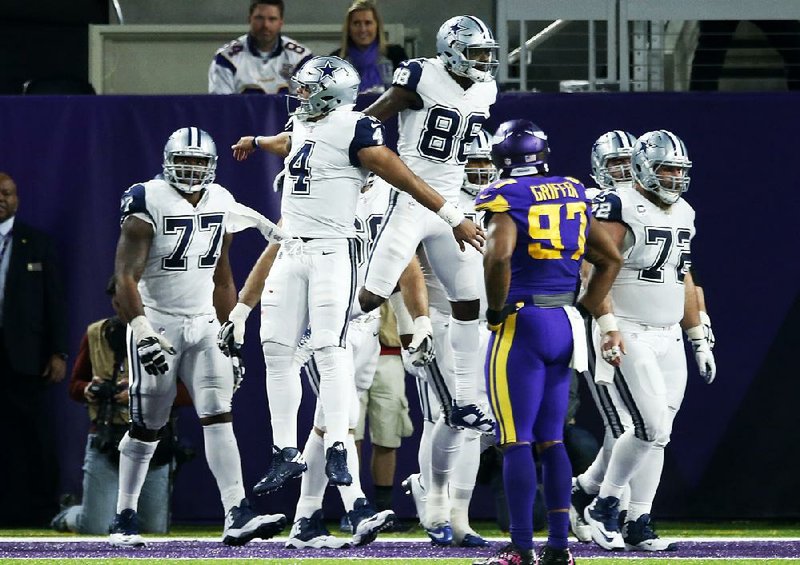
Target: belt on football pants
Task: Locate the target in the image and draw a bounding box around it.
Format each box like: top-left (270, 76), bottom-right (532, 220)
top-left (519, 291), bottom-right (576, 308)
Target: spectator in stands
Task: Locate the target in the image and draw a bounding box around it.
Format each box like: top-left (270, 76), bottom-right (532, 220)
top-left (333, 0), bottom-right (409, 94)
top-left (51, 277), bottom-right (192, 535)
top-left (0, 172), bottom-right (67, 527)
top-left (209, 0), bottom-right (313, 94)
top-left (690, 20), bottom-right (800, 90)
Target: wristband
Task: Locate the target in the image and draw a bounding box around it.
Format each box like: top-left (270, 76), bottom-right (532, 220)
top-left (129, 315), bottom-right (156, 342)
top-left (486, 308), bottom-right (506, 327)
top-left (388, 292), bottom-right (414, 336)
top-left (251, 136), bottom-right (260, 150)
top-left (596, 313), bottom-right (619, 334)
top-left (699, 311), bottom-right (711, 326)
top-left (686, 325), bottom-right (704, 341)
top-left (229, 302), bottom-right (253, 327)
top-left (436, 201), bottom-right (465, 228)
top-left (413, 315), bottom-right (433, 336)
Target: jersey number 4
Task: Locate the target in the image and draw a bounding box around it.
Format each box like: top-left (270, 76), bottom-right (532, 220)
top-left (417, 106), bottom-right (487, 163)
top-left (288, 141), bottom-right (315, 195)
top-left (639, 227), bottom-right (691, 283)
top-left (162, 214), bottom-right (224, 271)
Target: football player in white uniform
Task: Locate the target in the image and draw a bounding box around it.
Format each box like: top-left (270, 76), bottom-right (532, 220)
top-left (209, 0), bottom-right (312, 94)
top-left (402, 130), bottom-right (497, 546)
top-left (583, 131), bottom-right (716, 551)
top-left (110, 127), bottom-right (287, 547)
top-left (221, 56), bottom-right (483, 498)
top-left (355, 16), bottom-right (499, 438)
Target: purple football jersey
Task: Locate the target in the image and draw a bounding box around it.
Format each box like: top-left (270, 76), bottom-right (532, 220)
top-left (475, 175), bottom-right (590, 301)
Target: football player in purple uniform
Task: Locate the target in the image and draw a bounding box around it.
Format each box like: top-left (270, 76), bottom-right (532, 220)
top-left (472, 120), bottom-right (624, 565)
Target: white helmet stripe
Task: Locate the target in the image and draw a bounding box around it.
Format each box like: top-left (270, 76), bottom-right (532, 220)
top-left (465, 15), bottom-right (492, 38)
top-left (663, 130), bottom-right (685, 158)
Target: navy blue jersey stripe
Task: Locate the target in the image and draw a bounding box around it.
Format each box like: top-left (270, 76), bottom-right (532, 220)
top-left (583, 316), bottom-right (624, 437)
top-left (614, 367), bottom-right (649, 441)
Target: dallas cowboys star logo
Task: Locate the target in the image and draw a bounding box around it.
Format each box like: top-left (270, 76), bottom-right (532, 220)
top-left (315, 60), bottom-right (338, 79)
top-left (449, 21), bottom-right (466, 36)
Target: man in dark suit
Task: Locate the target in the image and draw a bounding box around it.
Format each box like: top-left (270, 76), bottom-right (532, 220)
top-left (0, 172), bottom-right (68, 526)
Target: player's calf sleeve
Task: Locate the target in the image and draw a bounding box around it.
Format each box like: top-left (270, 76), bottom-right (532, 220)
top-left (295, 430), bottom-right (328, 521)
top-left (117, 432), bottom-right (159, 513)
top-left (539, 442), bottom-right (572, 511)
top-left (427, 416), bottom-right (465, 524)
top-left (503, 443), bottom-right (537, 552)
top-left (627, 443), bottom-right (665, 521)
top-left (314, 346), bottom-right (351, 446)
top-left (450, 430), bottom-right (481, 531)
top-left (263, 341), bottom-right (302, 448)
top-left (203, 422), bottom-right (245, 515)
top-left (599, 431), bottom-right (653, 500)
top-left (578, 429), bottom-right (616, 494)
top-left (418, 419), bottom-right (434, 492)
top-left (449, 317), bottom-right (479, 405)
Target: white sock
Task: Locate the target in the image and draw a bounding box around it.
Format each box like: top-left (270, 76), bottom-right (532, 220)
top-left (579, 429), bottom-right (616, 494)
top-left (315, 346), bottom-right (351, 447)
top-left (263, 341), bottom-right (302, 448)
top-left (117, 432), bottom-right (158, 513)
top-left (599, 430), bottom-right (653, 500)
top-left (337, 434), bottom-right (365, 512)
top-left (418, 419), bottom-right (435, 492)
top-left (448, 317), bottom-right (479, 405)
top-left (426, 415), bottom-right (465, 525)
top-left (295, 431), bottom-right (328, 521)
top-left (203, 422), bottom-right (245, 515)
top-left (450, 430), bottom-right (480, 537)
top-left (627, 443), bottom-right (664, 521)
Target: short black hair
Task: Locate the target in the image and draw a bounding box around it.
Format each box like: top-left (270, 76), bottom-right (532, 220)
top-left (250, 0), bottom-right (284, 17)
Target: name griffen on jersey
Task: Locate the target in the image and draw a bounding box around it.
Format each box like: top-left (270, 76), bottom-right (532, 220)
top-left (120, 179), bottom-right (236, 316)
top-left (279, 110), bottom-right (386, 239)
top-left (392, 58), bottom-right (497, 200)
top-left (475, 175), bottom-right (591, 301)
top-left (592, 186), bottom-right (695, 326)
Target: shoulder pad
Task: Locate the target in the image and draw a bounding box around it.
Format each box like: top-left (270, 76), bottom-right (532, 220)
top-left (591, 189), bottom-right (623, 222)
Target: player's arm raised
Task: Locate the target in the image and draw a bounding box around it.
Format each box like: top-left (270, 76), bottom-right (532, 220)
top-left (114, 216), bottom-right (175, 375)
top-left (231, 132), bottom-right (292, 161)
top-left (358, 145), bottom-right (484, 252)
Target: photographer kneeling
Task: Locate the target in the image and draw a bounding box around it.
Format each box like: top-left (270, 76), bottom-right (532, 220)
top-left (51, 278), bottom-right (192, 534)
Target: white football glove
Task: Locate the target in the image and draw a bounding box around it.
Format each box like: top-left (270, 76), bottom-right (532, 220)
top-left (130, 316), bottom-right (175, 376)
top-left (217, 303), bottom-right (252, 357)
top-left (687, 326), bottom-right (716, 384)
top-left (699, 311), bottom-right (715, 350)
top-left (408, 316), bottom-right (435, 367)
top-left (231, 354), bottom-right (245, 394)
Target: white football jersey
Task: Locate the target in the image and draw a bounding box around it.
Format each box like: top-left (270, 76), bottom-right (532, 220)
top-left (420, 188), bottom-right (488, 319)
top-left (279, 109), bottom-right (385, 239)
top-left (354, 176), bottom-right (392, 287)
top-left (120, 179), bottom-right (236, 316)
top-left (391, 58), bottom-right (497, 201)
top-left (592, 186), bottom-right (696, 326)
top-left (208, 33), bottom-right (312, 94)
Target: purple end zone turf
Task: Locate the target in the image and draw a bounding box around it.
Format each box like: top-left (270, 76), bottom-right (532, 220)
top-left (1, 539), bottom-right (799, 559)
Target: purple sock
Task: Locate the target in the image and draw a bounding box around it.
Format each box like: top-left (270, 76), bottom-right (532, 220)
top-left (503, 443), bottom-right (536, 551)
top-left (539, 442), bottom-right (572, 550)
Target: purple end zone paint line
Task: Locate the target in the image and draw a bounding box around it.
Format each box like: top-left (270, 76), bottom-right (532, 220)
top-left (1, 540), bottom-right (799, 559)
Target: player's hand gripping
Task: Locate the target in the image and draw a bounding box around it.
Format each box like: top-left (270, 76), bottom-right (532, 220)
top-left (217, 303), bottom-right (252, 357)
top-left (130, 316), bottom-right (175, 376)
top-left (452, 217), bottom-right (485, 252)
top-left (596, 313), bottom-right (625, 367)
top-left (687, 326), bottom-right (716, 384)
top-left (231, 136), bottom-right (259, 162)
top-left (408, 316), bottom-right (435, 366)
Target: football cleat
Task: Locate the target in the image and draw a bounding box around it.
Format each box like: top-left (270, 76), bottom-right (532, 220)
top-left (348, 498), bottom-right (396, 546)
top-left (253, 445), bottom-right (307, 495)
top-left (622, 513), bottom-right (678, 552)
top-left (324, 441), bottom-right (352, 486)
top-left (569, 477), bottom-right (594, 542)
top-left (401, 473), bottom-right (427, 525)
top-left (473, 542), bottom-right (535, 565)
top-left (222, 498), bottom-right (287, 546)
top-left (538, 545), bottom-right (576, 565)
top-left (108, 508), bottom-right (146, 547)
top-left (449, 402), bottom-right (495, 433)
top-left (285, 509), bottom-right (351, 549)
top-left (459, 532), bottom-right (491, 548)
top-left (425, 522), bottom-right (454, 546)
top-left (584, 496), bottom-right (624, 550)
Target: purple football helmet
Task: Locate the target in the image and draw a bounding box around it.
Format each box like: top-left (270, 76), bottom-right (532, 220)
top-left (491, 119), bottom-right (550, 176)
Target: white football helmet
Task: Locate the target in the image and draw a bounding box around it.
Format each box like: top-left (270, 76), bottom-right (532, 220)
top-left (462, 129), bottom-right (497, 196)
top-left (436, 15), bottom-right (499, 83)
top-left (288, 56), bottom-right (360, 121)
top-left (163, 127), bottom-right (217, 193)
top-left (590, 130), bottom-right (636, 190)
top-left (631, 130), bottom-right (692, 205)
